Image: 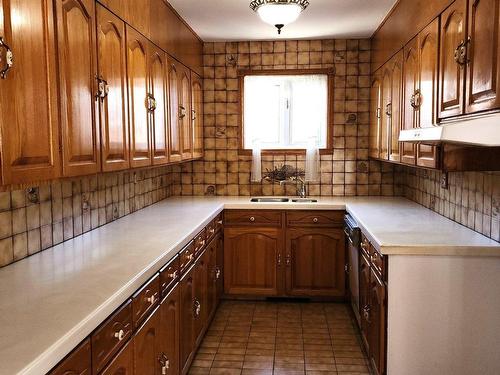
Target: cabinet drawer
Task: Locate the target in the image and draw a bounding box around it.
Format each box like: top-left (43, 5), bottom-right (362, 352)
top-left (179, 241), bottom-right (196, 273)
top-left (370, 245), bottom-right (384, 276)
top-left (194, 229), bottom-right (207, 256)
top-left (160, 255), bottom-right (180, 297)
top-left (91, 300), bottom-right (133, 374)
top-left (132, 274), bottom-right (160, 327)
top-left (49, 338), bottom-right (91, 375)
top-left (225, 210), bottom-right (282, 227)
top-left (286, 211), bottom-right (344, 227)
top-left (215, 213), bottom-right (223, 232)
top-left (361, 235), bottom-right (370, 258)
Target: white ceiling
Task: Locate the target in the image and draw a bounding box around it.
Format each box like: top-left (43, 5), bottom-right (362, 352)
top-left (168, 0), bottom-right (397, 41)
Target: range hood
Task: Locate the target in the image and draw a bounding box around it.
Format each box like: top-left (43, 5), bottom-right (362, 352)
top-left (399, 113), bottom-right (500, 146)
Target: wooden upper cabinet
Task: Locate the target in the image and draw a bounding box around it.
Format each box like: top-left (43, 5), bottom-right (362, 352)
top-left (369, 71), bottom-right (382, 159)
top-left (389, 51), bottom-right (403, 162)
top-left (179, 63), bottom-right (193, 160)
top-left (439, 0), bottom-right (467, 119)
top-left (380, 67), bottom-right (392, 160)
top-left (402, 37), bottom-right (418, 165)
top-left (149, 44), bottom-right (169, 165)
top-left (167, 57), bottom-right (182, 163)
top-left (417, 18), bottom-right (440, 168)
top-left (191, 72), bottom-right (204, 160)
top-left (466, 0), bottom-right (500, 113)
top-left (126, 26), bottom-right (152, 168)
top-left (56, 0), bottom-right (101, 178)
top-left (0, 0), bottom-right (60, 185)
top-left (96, 5), bottom-right (130, 172)
top-left (98, 0), bottom-right (151, 39)
top-left (150, 0), bottom-right (169, 51)
top-left (286, 228), bottom-right (345, 298)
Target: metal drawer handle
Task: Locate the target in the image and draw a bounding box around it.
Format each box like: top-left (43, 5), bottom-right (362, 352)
top-left (168, 270), bottom-right (178, 279)
top-left (363, 305), bottom-right (370, 323)
top-left (159, 353), bottom-right (170, 375)
top-left (410, 90), bottom-right (421, 109)
top-left (0, 37), bottom-right (13, 79)
top-left (193, 299), bottom-right (201, 318)
top-left (285, 254), bottom-right (291, 266)
top-left (192, 109), bottom-right (197, 121)
top-left (249, 216), bottom-right (255, 222)
top-left (114, 329), bottom-right (125, 341)
top-left (215, 267), bottom-right (221, 280)
top-left (147, 94), bottom-right (157, 112)
top-left (146, 293), bottom-right (156, 304)
top-left (179, 105), bottom-right (186, 118)
top-left (96, 76), bottom-right (109, 101)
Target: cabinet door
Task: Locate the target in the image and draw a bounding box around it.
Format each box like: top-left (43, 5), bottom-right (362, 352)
top-left (389, 51), bottom-right (403, 162)
top-left (380, 67), bottom-right (392, 160)
top-left (49, 339), bottom-right (91, 375)
top-left (167, 57), bottom-right (182, 163)
top-left (205, 236), bottom-right (218, 322)
top-left (224, 227), bottom-right (282, 296)
top-left (285, 228), bottom-right (346, 297)
top-left (101, 340), bottom-right (134, 375)
top-left (191, 71), bottom-right (204, 159)
top-left (369, 71), bottom-right (382, 159)
top-left (96, 5), bottom-right (130, 172)
top-left (402, 37), bottom-right (418, 165)
top-left (359, 253), bottom-right (371, 351)
top-left (368, 269), bottom-right (387, 375)
top-left (417, 18), bottom-right (440, 169)
top-left (133, 306), bottom-right (161, 375)
top-left (159, 286), bottom-right (180, 375)
top-left (439, 0), bottom-right (467, 119)
top-left (149, 44), bottom-right (169, 165)
top-left (466, 0), bottom-right (500, 113)
top-left (0, 0), bottom-right (61, 185)
top-left (56, 0), bottom-right (100, 177)
top-left (126, 26), bottom-right (151, 168)
top-left (179, 64), bottom-right (193, 160)
top-left (215, 233), bottom-right (224, 302)
top-left (193, 250), bottom-right (208, 347)
top-left (179, 267), bottom-right (195, 374)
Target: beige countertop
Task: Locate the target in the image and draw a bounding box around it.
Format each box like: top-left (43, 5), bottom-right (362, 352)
top-left (0, 196), bottom-right (498, 375)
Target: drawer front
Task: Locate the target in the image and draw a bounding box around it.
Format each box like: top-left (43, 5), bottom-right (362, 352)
top-left (160, 255), bottom-right (180, 297)
top-left (361, 235), bottom-right (370, 258)
top-left (194, 229), bottom-right (207, 256)
top-left (370, 245), bottom-right (384, 276)
top-left (92, 300), bottom-right (133, 374)
top-left (179, 241), bottom-right (196, 273)
top-left (286, 211), bottom-right (344, 227)
top-left (206, 220), bottom-right (217, 240)
top-left (132, 273), bottom-right (160, 327)
top-left (225, 210), bottom-right (282, 227)
top-left (49, 338), bottom-right (91, 375)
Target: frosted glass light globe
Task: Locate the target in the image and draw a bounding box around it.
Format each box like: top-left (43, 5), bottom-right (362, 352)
top-left (257, 3), bottom-right (302, 26)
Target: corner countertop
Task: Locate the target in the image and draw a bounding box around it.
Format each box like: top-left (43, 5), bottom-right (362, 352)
top-left (0, 196), bottom-right (498, 375)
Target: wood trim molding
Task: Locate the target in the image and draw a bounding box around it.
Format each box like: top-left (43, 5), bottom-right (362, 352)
top-left (238, 68), bottom-right (336, 77)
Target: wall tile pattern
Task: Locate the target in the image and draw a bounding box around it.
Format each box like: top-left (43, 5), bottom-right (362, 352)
top-left (178, 40), bottom-right (395, 197)
top-left (189, 300), bottom-right (370, 375)
top-left (0, 166), bottom-right (176, 267)
top-left (395, 167), bottom-right (500, 242)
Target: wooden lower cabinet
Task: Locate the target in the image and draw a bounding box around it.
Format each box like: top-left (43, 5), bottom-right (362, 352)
top-left (368, 268), bottom-right (387, 375)
top-left (359, 252), bottom-right (371, 351)
top-left (159, 286), bottom-right (180, 375)
top-left (133, 306), bottom-right (161, 374)
top-left (101, 341), bottom-right (134, 375)
top-left (224, 227), bottom-right (283, 296)
top-left (193, 250), bottom-right (208, 347)
top-left (179, 265), bottom-right (196, 375)
top-left (286, 228), bottom-right (346, 297)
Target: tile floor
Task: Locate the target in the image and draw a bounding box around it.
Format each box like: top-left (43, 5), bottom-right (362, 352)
top-left (189, 301), bottom-right (372, 375)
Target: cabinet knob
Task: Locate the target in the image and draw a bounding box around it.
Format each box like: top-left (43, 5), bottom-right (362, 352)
top-left (114, 329), bottom-right (125, 341)
top-left (217, 220), bottom-right (223, 225)
top-left (168, 270), bottom-right (178, 279)
top-left (249, 216), bottom-right (255, 222)
top-left (312, 217), bottom-right (319, 223)
top-left (146, 294), bottom-right (156, 305)
top-left (215, 267), bottom-right (221, 280)
top-left (285, 254), bottom-right (291, 266)
top-left (193, 299), bottom-right (201, 318)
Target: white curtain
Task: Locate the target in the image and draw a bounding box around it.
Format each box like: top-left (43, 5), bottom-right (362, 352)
top-left (305, 137), bottom-right (320, 182)
top-left (251, 140), bottom-right (262, 182)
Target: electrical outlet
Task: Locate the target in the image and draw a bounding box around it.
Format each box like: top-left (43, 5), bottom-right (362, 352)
top-left (441, 172), bottom-right (449, 189)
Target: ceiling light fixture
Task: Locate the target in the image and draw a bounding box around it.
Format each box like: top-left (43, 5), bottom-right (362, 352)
top-left (250, 0), bottom-right (310, 35)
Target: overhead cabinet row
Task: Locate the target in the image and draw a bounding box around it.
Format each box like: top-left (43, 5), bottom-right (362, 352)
top-left (0, 0), bottom-right (203, 186)
top-left (369, 0), bottom-right (500, 169)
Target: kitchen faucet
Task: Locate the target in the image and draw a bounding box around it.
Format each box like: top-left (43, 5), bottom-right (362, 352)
top-left (280, 176), bottom-right (307, 198)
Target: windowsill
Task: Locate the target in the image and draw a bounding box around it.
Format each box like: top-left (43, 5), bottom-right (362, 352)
top-left (238, 148), bottom-right (333, 156)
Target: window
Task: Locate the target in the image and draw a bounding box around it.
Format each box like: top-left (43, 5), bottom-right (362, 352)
top-left (243, 74), bottom-right (329, 150)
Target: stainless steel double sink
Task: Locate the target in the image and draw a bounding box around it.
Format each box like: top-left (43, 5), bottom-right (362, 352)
top-left (250, 197), bottom-right (318, 203)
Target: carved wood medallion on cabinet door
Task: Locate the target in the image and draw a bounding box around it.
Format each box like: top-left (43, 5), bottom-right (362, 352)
top-left (191, 72), bottom-right (204, 159)
top-left (0, 0), bottom-right (61, 184)
top-left (417, 18), bottom-right (440, 168)
top-left (369, 71), bottom-right (382, 159)
top-left (179, 64), bottom-right (193, 160)
top-left (96, 5), bottom-right (130, 172)
top-left (285, 228), bottom-right (346, 297)
top-left (466, 0), bottom-right (500, 113)
top-left (126, 27), bottom-right (152, 168)
top-left (149, 44), bottom-right (169, 165)
top-left (159, 286), bottom-right (180, 375)
top-left (56, 0), bottom-right (101, 177)
top-left (168, 57), bottom-right (182, 163)
top-left (389, 51), bottom-right (403, 163)
top-left (402, 37), bottom-right (418, 165)
top-left (439, 0), bottom-right (467, 119)
top-left (380, 67), bottom-right (392, 160)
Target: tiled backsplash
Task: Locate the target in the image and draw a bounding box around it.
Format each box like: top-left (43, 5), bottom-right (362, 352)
top-left (395, 166), bottom-right (500, 242)
top-left (177, 39), bottom-right (395, 197)
top-left (0, 166), bottom-right (176, 267)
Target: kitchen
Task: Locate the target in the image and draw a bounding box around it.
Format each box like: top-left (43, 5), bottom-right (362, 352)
top-left (0, 0), bottom-right (499, 374)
